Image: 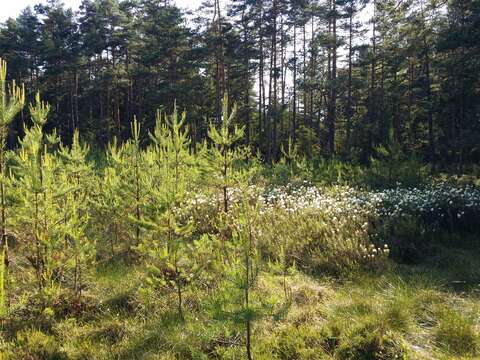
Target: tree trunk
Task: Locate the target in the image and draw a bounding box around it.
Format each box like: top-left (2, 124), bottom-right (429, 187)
top-left (346, 2), bottom-right (354, 155)
top-left (292, 23), bottom-right (297, 144)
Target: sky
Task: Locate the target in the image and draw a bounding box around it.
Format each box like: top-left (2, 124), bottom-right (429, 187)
top-left (0, 0), bottom-right (204, 22)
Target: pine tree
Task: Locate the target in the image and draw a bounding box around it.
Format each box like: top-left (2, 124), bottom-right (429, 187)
top-left (103, 118), bottom-right (145, 252)
top-left (0, 245), bottom-right (6, 317)
top-left (232, 193), bottom-right (260, 360)
top-left (91, 161), bottom-right (124, 257)
top-left (130, 118), bottom-right (143, 247)
top-left (211, 187), bottom-right (266, 360)
top-left (0, 58), bottom-right (25, 267)
top-left (205, 94), bottom-right (245, 214)
top-left (137, 107), bottom-right (195, 320)
top-left (12, 93), bottom-right (66, 296)
top-left (58, 130), bottom-right (95, 295)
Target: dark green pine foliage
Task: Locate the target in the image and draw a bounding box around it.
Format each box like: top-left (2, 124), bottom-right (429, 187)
top-left (0, 0), bottom-right (479, 167)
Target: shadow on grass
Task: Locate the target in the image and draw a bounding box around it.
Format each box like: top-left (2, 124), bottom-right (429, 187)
top-left (115, 310), bottom-right (185, 360)
top-left (397, 232), bottom-right (480, 294)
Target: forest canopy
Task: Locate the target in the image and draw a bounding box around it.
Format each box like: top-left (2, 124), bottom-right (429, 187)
top-left (0, 0), bottom-right (479, 167)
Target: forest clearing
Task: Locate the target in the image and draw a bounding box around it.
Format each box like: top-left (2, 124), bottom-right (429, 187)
top-left (0, 0), bottom-right (480, 358)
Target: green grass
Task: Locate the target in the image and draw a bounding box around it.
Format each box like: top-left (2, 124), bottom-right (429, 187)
top-left (1, 235), bottom-right (479, 359)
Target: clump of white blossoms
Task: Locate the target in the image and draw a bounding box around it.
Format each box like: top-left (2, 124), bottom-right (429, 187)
top-left (261, 182), bottom-right (480, 225)
top-left (187, 182), bottom-right (479, 269)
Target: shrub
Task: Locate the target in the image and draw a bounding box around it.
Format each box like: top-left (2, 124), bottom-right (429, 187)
top-left (259, 206), bottom-right (383, 276)
top-left (88, 319), bottom-right (125, 345)
top-left (311, 157), bottom-right (363, 187)
top-left (382, 216), bottom-right (431, 264)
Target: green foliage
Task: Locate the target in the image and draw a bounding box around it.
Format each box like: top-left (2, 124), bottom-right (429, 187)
top-left (90, 152), bottom-right (125, 256)
top-left (58, 130), bottom-right (96, 294)
top-left (0, 59), bottom-right (479, 360)
top-left (12, 96), bottom-right (68, 296)
top-left (260, 207), bottom-right (384, 276)
top-left (136, 106), bottom-right (196, 319)
top-left (203, 94), bottom-right (251, 214)
top-left (334, 325), bottom-right (407, 360)
top-left (0, 57), bottom-right (25, 130)
top-left (270, 324), bottom-right (326, 359)
top-left (94, 119), bottom-right (148, 252)
top-left (366, 142), bottom-right (429, 188)
top-left (7, 91), bottom-right (96, 301)
top-left (267, 138), bottom-right (311, 186)
top-left (311, 158), bottom-right (364, 187)
top-left (0, 58), bottom-right (25, 316)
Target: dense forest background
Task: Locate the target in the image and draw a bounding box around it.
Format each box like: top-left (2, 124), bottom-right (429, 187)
top-left (0, 0), bottom-right (479, 166)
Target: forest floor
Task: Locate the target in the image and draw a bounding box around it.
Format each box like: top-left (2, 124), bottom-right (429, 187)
top-left (5, 232), bottom-right (478, 359)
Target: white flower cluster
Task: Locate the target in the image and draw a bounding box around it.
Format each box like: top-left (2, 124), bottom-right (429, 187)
top-left (261, 182), bottom-right (480, 223)
top-left (261, 183), bottom-right (368, 217)
top-left (360, 244), bottom-right (390, 259)
top-left (368, 183), bottom-right (480, 220)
